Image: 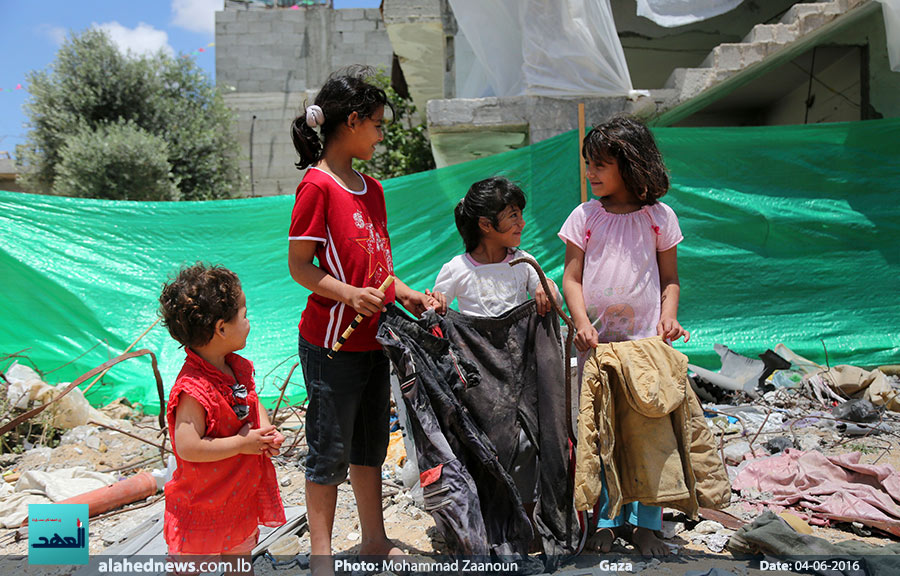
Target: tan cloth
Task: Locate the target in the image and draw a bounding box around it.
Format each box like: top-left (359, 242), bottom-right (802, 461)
top-left (574, 336), bottom-right (730, 518)
top-left (823, 365), bottom-right (899, 412)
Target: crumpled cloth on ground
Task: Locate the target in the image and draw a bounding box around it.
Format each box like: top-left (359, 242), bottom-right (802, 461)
top-left (733, 449), bottom-right (900, 537)
top-left (820, 365), bottom-right (900, 412)
top-left (0, 467), bottom-right (116, 528)
top-left (773, 345), bottom-right (899, 412)
top-left (728, 510), bottom-right (900, 576)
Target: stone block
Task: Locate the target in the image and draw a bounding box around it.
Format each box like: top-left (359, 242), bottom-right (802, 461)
top-left (744, 23), bottom-right (797, 44)
top-left (247, 20), bottom-right (273, 35)
top-left (335, 19), bottom-right (355, 32)
top-left (235, 33), bottom-right (258, 47)
top-left (247, 68), bottom-right (272, 81)
top-left (217, 10), bottom-right (236, 24)
top-left (741, 43), bottom-right (768, 67)
top-left (798, 12), bottom-right (831, 36)
top-left (664, 67), bottom-right (716, 98)
top-left (271, 20), bottom-right (298, 34)
top-left (339, 8), bottom-right (366, 21)
top-left (339, 31), bottom-right (366, 44)
top-left (353, 19), bottom-right (377, 32)
top-left (226, 20), bottom-right (249, 34)
top-left (703, 44), bottom-right (743, 71)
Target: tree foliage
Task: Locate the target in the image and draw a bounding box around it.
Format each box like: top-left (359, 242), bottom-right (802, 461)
top-left (18, 29), bottom-right (242, 201)
top-left (55, 121), bottom-right (180, 201)
top-left (354, 70), bottom-right (435, 180)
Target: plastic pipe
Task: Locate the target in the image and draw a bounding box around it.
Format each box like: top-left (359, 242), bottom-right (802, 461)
top-left (57, 471), bottom-right (158, 517)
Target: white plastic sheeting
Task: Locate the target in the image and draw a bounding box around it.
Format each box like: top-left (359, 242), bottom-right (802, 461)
top-left (876, 0), bottom-right (900, 72)
top-left (449, 0), bottom-right (632, 97)
top-left (636, 0), bottom-right (745, 28)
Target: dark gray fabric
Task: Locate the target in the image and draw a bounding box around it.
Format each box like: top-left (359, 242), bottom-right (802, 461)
top-left (440, 303), bottom-right (581, 561)
top-left (377, 302), bottom-right (581, 567)
top-left (377, 305), bottom-right (532, 557)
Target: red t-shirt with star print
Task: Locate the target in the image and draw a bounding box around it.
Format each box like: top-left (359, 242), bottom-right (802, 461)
top-left (289, 167), bottom-right (396, 352)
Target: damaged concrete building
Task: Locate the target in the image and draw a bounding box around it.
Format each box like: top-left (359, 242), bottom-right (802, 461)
top-left (216, 0), bottom-right (900, 194)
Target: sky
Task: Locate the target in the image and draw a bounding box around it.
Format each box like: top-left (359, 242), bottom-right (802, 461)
top-left (0, 0), bottom-right (379, 158)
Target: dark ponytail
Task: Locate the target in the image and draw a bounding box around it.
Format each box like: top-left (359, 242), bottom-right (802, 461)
top-left (291, 116), bottom-right (322, 170)
top-left (454, 177), bottom-right (527, 253)
top-left (291, 65), bottom-right (392, 170)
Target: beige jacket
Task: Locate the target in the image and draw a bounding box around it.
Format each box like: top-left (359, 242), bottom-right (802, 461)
top-left (574, 336), bottom-right (730, 519)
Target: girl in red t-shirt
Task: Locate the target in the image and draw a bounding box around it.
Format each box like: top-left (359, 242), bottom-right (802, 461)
top-left (159, 264), bottom-right (286, 557)
top-left (288, 67), bottom-right (445, 574)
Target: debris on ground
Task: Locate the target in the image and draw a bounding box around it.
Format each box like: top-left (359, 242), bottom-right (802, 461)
top-left (1, 344), bottom-right (898, 575)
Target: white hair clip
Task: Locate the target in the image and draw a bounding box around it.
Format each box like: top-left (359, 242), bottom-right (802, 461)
top-left (305, 105), bottom-right (325, 128)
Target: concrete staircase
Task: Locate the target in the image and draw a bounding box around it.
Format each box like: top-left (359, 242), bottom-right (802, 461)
top-left (652, 0), bottom-right (878, 122)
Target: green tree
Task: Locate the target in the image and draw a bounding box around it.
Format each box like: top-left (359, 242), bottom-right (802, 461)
top-left (17, 29), bottom-right (242, 200)
top-left (354, 70), bottom-right (435, 180)
top-left (55, 121), bottom-right (179, 201)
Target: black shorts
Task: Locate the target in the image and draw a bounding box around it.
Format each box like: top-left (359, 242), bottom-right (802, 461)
top-left (298, 335), bottom-right (391, 485)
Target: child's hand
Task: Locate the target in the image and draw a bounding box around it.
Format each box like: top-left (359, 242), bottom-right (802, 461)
top-left (399, 290), bottom-right (440, 318)
top-left (348, 286), bottom-right (387, 316)
top-left (237, 423), bottom-right (278, 455)
top-left (260, 429), bottom-right (285, 458)
top-left (574, 322), bottom-right (599, 352)
top-left (424, 289), bottom-right (448, 315)
top-left (534, 285), bottom-right (552, 316)
top-left (657, 317), bottom-right (690, 343)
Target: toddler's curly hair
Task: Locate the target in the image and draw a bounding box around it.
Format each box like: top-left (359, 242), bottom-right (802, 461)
top-left (159, 263), bottom-right (243, 348)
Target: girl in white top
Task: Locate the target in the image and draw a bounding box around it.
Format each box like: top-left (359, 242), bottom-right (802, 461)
top-left (433, 177), bottom-right (557, 317)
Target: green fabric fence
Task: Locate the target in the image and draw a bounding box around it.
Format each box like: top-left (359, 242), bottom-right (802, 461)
top-left (2, 118), bottom-right (898, 414)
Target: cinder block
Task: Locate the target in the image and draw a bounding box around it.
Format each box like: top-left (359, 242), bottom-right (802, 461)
top-left (335, 19), bottom-right (355, 31)
top-left (281, 31), bottom-right (303, 45)
top-left (271, 20), bottom-right (298, 34)
top-left (339, 31), bottom-right (366, 44)
top-left (226, 20), bottom-right (249, 34)
top-left (353, 19), bottom-right (377, 32)
top-left (339, 8), bottom-right (366, 21)
top-left (217, 10), bottom-right (237, 23)
top-left (247, 20), bottom-right (273, 35)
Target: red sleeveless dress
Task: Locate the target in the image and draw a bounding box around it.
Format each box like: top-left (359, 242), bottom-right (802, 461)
top-left (164, 349), bottom-right (286, 554)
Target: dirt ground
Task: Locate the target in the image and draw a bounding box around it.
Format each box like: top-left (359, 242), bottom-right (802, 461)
top-left (1, 390), bottom-right (898, 575)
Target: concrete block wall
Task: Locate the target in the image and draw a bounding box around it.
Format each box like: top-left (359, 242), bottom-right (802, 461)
top-left (216, 2), bottom-right (392, 196)
top-left (426, 95), bottom-right (648, 167)
top-left (224, 91), bottom-right (316, 197)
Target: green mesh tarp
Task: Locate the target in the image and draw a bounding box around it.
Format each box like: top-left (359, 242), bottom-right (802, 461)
top-left (2, 118), bottom-right (898, 414)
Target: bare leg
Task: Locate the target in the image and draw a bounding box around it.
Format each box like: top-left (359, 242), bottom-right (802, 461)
top-left (307, 479), bottom-right (338, 576)
top-left (630, 526), bottom-right (669, 557)
top-left (349, 464), bottom-right (403, 557)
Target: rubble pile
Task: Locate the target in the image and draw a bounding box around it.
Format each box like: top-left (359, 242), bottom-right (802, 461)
top-left (1, 342), bottom-right (898, 573)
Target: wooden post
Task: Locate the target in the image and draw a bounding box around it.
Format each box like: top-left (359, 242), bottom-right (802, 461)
top-left (578, 102), bottom-right (586, 203)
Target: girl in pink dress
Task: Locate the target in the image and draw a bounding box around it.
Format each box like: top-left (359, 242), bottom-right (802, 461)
top-left (559, 116), bottom-right (689, 556)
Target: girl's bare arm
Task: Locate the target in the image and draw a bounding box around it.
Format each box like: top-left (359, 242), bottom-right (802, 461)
top-left (172, 394), bottom-right (275, 462)
top-left (657, 246), bottom-right (689, 342)
top-left (563, 241), bottom-right (598, 351)
top-left (288, 239), bottom-right (386, 316)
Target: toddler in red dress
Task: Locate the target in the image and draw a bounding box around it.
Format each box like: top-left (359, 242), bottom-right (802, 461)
top-left (159, 263), bottom-right (286, 557)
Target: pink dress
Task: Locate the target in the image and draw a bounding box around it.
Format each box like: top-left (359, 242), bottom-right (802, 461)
top-left (558, 200), bottom-right (683, 343)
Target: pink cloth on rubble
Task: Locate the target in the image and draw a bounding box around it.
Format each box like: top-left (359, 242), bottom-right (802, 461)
top-left (734, 448), bottom-right (900, 535)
